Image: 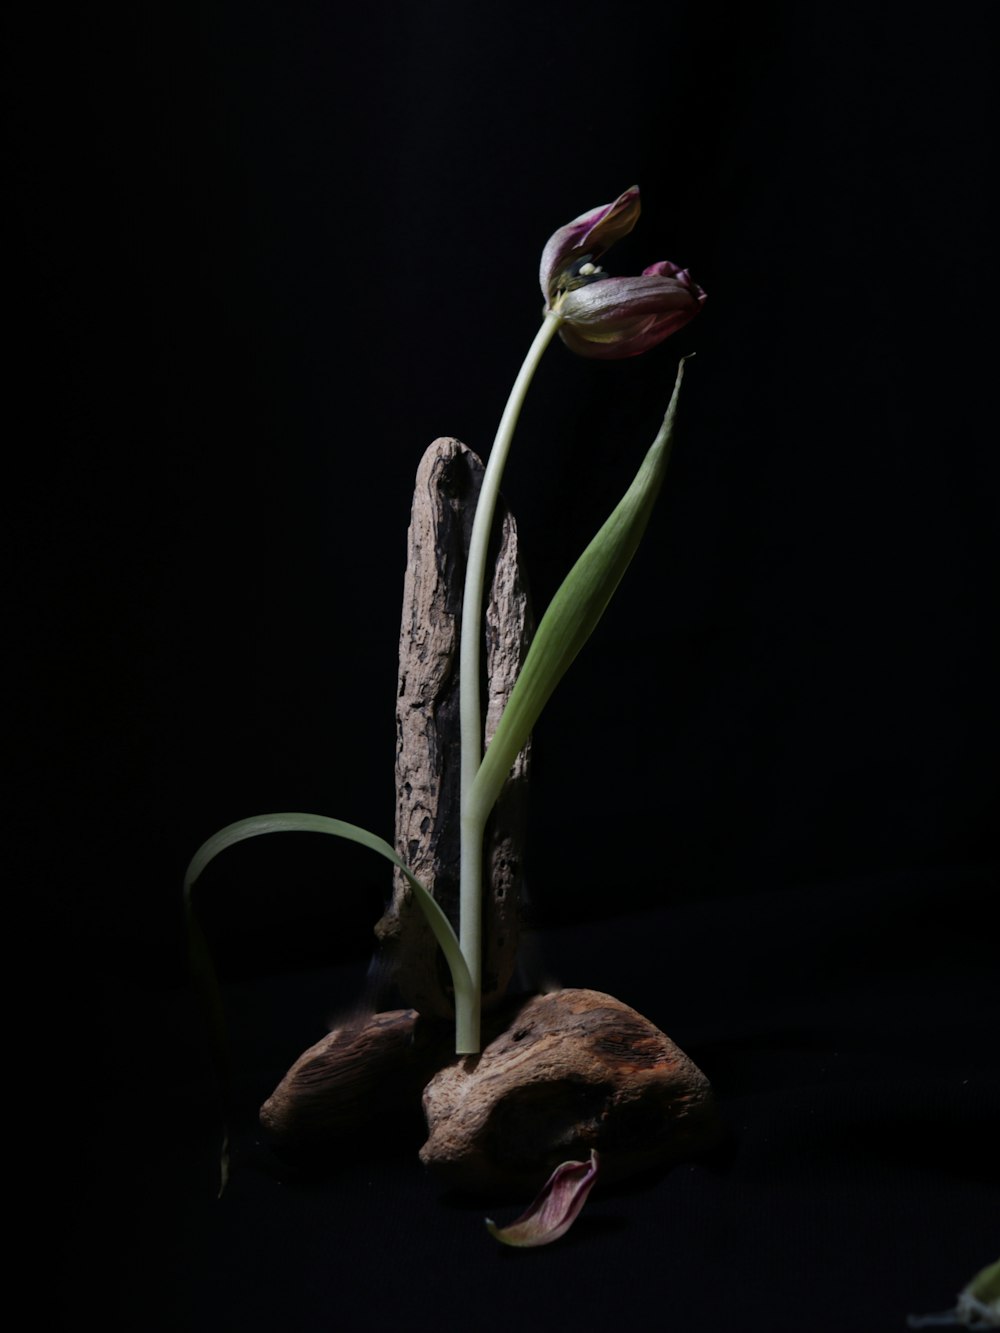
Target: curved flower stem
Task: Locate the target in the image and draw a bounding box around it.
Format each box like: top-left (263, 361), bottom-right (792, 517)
top-left (456, 311), bottom-right (562, 1053)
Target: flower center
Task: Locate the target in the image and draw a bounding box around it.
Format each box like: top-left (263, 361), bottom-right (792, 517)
top-left (548, 255), bottom-right (611, 314)
top-left (562, 255), bottom-right (607, 290)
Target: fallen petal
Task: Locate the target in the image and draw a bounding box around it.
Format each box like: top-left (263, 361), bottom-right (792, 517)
top-left (485, 1150), bottom-right (599, 1248)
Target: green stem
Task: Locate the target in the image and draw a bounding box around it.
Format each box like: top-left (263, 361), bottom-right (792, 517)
top-left (456, 311), bottom-right (562, 1054)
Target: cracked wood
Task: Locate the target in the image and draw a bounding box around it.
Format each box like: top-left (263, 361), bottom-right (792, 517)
top-left (374, 438), bottom-right (532, 1017)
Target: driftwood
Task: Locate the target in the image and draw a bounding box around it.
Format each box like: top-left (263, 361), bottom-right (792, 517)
top-left (263, 989), bottom-right (719, 1190)
top-left (261, 439), bottom-right (718, 1196)
top-left (374, 438), bottom-right (532, 1017)
top-left (260, 1009), bottom-right (437, 1146)
top-left (259, 996), bottom-right (518, 1147)
top-left (420, 989), bottom-right (719, 1194)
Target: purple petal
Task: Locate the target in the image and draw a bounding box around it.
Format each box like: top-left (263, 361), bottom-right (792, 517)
top-left (559, 271), bottom-right (706, 359)
top-left (643, 259), bottom-right (685, 278)
top-left (484, 1150), bottom-right (600, 1248)
top-left (539, 187), bottom-right (640, 304)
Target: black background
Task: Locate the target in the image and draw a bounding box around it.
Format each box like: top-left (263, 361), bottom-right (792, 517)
top-left (10, 1), bottom-right (998, 1329)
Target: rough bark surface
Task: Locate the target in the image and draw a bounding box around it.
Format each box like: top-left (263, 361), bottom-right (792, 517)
top-left (259, 443), bottom-right (718, 1195)
top-left (261, 1000), bottom-right (519, 1149)
top-left (260, 1009), bottom-right (438, 1146)
top-left (419, 988), bottom-right (720, 1194)
top-left (374, 438), bottom-right (531, 1018)
top-left (260, 988), bottom-right (719, 1194)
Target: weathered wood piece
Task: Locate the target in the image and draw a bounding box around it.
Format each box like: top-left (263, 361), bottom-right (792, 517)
top-left (260, 986), bottom-right (719, 1192)
top-left (260, 998), bottom-right (519, 1149)
top-left (260, 1009), bottom-right (442, 1146)
top-left (259, 443), bottom-right (718, 1194)
top-left (419, 988), bottom-right (719, 1194)
top-left (374, 438), bottom-right (532, 1018)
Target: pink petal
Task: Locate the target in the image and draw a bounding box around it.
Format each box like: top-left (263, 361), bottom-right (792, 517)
top-left (558, 272), bottom-right (706, 359)
top-left (484, 1150), bottom-right (600, 1248)
top-left (539, 187), bottom-right (640, 303)
top-left (643, 259), bottom-right (685, 278)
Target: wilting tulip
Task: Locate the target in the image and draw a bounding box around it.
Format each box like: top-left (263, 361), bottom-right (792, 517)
top-left (457, 190), bottom-right (705, 1057)
top-left (540, 186), bottom-right (705, 359)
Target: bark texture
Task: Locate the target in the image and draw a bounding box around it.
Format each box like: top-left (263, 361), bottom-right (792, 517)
top-left (374, 438), bottom-right (532, 1018)
top-left (260, 1009), bottom-right (439, 1146)
top-left (419, 988), bottom-right (720, 1194)
top-left (259, 443), bottom-right (718, 1197)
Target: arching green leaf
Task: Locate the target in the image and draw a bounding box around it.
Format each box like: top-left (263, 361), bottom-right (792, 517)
top-left (183, 812), bottom-right (472, 1192)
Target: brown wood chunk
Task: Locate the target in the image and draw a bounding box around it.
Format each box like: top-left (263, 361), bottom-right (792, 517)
top-left (419, 988), bottom-right (719, 1194)
top-left (260, 1009), bottom-right (445, 1146)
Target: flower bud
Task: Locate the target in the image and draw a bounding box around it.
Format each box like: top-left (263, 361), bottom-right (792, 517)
top-left (541, 188), bottom-right (705, 359)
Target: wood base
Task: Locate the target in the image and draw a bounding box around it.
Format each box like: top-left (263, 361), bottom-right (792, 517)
top-left (261, 988), bottom-right (718, 1194)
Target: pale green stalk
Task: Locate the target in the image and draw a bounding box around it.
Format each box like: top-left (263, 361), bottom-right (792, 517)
top-left (456, 311), bottom-right (562, 1053)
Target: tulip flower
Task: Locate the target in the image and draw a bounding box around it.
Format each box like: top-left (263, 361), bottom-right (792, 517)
top-left (185, 185), bottom-right (702, 1243)
top-left (188, 189), bottom-right (705, 1080)
top-left (540, 186), bottom-right (705, 359)
top-left (456, 189), bottom-right (703, 1053)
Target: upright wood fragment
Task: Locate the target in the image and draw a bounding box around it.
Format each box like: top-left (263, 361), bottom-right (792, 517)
top-left (374, 438), bottom-right (532, 1018)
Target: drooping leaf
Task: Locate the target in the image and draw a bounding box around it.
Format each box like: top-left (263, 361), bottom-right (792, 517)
top-left (469, 358), bottom-right (689, 823)
top-left (184, 813), bottom-right (469, 995)
top-left (183, 812), bottom-right (473, 1192)
top-left (485, 1150), bottom-right (600, 1248)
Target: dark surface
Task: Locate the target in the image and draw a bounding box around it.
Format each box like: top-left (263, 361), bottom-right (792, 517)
top-left (73, 871), bottom-right (997, 1332)
top-left (10, 0), bottom-right (997, 1328)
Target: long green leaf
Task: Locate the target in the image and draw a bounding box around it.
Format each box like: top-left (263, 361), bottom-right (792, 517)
top-left (469, 357), bottom-right (689, 821)
top-left (183, 811), bottom-right (473, 1192)
top-left (184, 812), bottom-right (472, 997)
